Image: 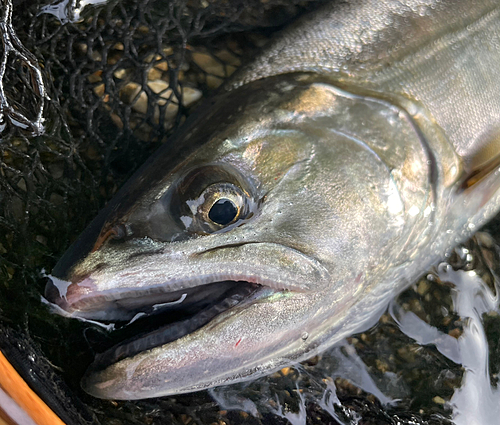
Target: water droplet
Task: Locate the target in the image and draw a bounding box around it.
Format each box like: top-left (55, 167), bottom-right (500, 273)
top-left (301, 332), bottom-right (308, 341)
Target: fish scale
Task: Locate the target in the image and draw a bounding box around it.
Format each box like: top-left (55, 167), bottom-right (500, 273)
top-left (233, 0), bottom-right (500, 165)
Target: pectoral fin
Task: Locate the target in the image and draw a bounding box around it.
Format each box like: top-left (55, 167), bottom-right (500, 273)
top-left (460, 133), bottom-right (500, 191)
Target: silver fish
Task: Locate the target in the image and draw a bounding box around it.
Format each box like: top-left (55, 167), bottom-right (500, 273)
top-left (46, 0), bottom-right (500, 400)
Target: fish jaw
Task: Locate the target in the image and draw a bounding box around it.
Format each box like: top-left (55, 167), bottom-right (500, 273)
top-left (80, 288), bottom-right (348, 399)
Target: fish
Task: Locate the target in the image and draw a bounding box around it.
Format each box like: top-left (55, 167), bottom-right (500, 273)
top-left (45, 0), bottom-right (500, 400)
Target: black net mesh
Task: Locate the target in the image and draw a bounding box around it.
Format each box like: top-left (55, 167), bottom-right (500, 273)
top-left (1, 0), bottom-right (500, 424)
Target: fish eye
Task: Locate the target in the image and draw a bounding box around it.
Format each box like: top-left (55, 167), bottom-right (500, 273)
top-left (208, 199), bottom-right (238, 225)
top-left (168, 165), bottom-right (257, 236)
top-left (188, 182), bottom-right (249, 233)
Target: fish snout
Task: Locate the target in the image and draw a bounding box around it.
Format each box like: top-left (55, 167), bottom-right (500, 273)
top-left (44, 274), bottom-right (97, 313)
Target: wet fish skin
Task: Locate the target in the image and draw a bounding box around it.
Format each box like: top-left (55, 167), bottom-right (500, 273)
top-left (47, 0), bottom-right (500, 399)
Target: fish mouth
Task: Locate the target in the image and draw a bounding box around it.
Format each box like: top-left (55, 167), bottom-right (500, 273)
top-left (90, 281), bottom-right (265, 371)
top-left (45, 274), bottom-right (268, 320)
top-left (45, 242), bottom-right (327, 376)
top-left (46, 276), bottom-right (271, 370)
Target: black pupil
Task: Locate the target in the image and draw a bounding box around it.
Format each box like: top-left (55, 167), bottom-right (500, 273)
top-left (208, 199), bottom-right (238, 225)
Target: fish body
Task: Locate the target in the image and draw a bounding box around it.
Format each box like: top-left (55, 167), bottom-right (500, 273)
top-left (46, 0), bottom-right (500, 399)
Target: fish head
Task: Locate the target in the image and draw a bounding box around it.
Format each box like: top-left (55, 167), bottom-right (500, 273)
top-left (46, 74), bottom-right (429, 399)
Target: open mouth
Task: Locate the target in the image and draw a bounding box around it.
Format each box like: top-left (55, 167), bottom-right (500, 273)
top-left (50, 280), bottom-right (267, 371)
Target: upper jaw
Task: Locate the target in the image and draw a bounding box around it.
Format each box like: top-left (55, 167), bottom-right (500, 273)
top-left (46, 240), bottom-right (331, 321)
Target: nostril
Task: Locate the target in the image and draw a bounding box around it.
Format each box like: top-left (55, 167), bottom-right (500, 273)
top-left (111, 224), bottom-right (127, 241)
top-left (91, 223), bottom-right (128, 252)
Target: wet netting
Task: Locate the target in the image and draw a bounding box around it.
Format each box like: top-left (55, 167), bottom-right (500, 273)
top-left (1, 0), bottom-right (500, 424)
